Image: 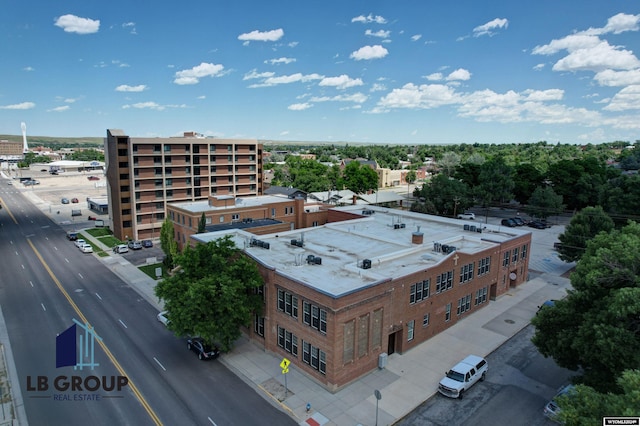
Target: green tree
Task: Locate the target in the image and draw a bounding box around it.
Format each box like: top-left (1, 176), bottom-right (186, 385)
top-left (413, 174), bottom-right (471, 217)
top-left (69, 149), bottom-right (104, 162)
top-left (526, 186), bottom-right (564, 220)
top-left (555, 370), bottom-right (640, 426)
top-left (512, 163), bottom-right (543, 204)
top-left (557, 206), bottom-right (614, 262)
top-left (160, 218), bottom-right (179, 269)
top-left (154, 236), bottom-right (264, 351)
top-left (438, 151), bottom-right (461, 176)
top-left (197, 212), bottom-right (206, 234)
top-left (476, 157), bottom-right (515, 207)
top-left (338, 161), bottom-right (378, 194)
top-left (532, 222), bottom-right (640, 393)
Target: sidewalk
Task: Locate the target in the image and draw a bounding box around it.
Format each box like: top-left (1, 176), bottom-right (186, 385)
top-left (84, 225), bottom-right (572, 426)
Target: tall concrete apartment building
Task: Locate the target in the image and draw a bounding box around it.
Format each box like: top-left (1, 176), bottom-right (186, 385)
top-left (105, 129), bottom-right (263, 241)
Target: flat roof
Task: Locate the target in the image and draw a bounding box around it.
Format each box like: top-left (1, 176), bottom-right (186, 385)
top-left (192, 206), bottom-right (531, 299)
top-left (171, 195), bottom-right (309, 213)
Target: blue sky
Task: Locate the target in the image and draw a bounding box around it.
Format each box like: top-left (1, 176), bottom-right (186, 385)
top-left (2, 1), bottom-right (639, 144)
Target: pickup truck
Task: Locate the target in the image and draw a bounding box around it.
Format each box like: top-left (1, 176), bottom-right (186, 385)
top-left (438, 355), bottom-right (488, 399)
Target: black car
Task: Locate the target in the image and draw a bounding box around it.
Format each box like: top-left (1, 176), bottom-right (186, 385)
top-left (187, 337), bottom-right (220, 361)
top-left (501, 218), bottom-right (517, 227)
top-left (142, 239), bottom-right (153, 248)
top-left (528, 220), bottom-right (547, 229)
top-left (510, 217), bottom-right (525, 226)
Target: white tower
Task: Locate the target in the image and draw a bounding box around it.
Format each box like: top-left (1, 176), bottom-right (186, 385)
top-left (21, 122), bottom-right (29, 153)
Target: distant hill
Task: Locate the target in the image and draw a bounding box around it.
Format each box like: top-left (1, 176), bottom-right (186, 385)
top-left (0, 134), bottom-right (103, 147)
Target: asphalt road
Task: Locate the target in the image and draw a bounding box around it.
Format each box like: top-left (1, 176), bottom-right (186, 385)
top-left (0, 181), bottom-right (295, 425)
top-left (396, 324), bottom-right (573, 426)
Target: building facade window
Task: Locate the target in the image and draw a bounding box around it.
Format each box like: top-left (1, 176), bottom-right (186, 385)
top-left (277, 326), bottom-right (298, 356)
top-left (460, 263), bottom-right (474, 284)
top-left (409, 279), bottom-right (430, 304)
top-left (302, 341), bottom-right (327, 375)
top-left (445, 303), bottom-right (452, 322)
top-left (303, 301), bottom-right (327, 334)
top-left (502, 251), bottom-right (510, 267)
top-left (478, 256), bottom-right (491, 276)
top-left (436, 271), bottom-right (453, 293)
top-left (277, 289), bottom-right (298, 319)
top-left (407, 320), bottom-right (415, 341)
top-left (457, 294), bottom-right (472, 315)
top-left (521, 244), bottom-right (528, 259)
top-left (422, 313), bottom-right (430, 327)
top-left (475, 287), bottom-right (488, 306)
top-left (512, 247), bottom-right (519, 263)
top-left (254, 316), bottom-right (265, 337)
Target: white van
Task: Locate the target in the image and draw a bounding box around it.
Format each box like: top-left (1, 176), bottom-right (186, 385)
top-left (113, 244), bottom-right (129, 254)
top-left (438, 355), bottom-right (488, 399)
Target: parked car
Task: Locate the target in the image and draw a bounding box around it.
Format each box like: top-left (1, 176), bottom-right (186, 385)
top-left (66, 231), bottom-right (78, 241)
top-left (536, 299), bottom-right (557, 315)
top-left (88, 216), bottom-right (97, 221)
top-left (528, 220), bottom-right (547, 229)
top-left (187, 337), bottom-right (220, 361)
top-left (157, 311), bottom-right (170, 327)
top-left (61, 198), bottom-right (70, 204)
top-left (127, 240), bottom-right (143, 250)
top-left (7, 181), bottom-right (12, 185)
top-left (142, 239), bottom-right (154, 248)
top-left (71, 198), bottom-right (79, 203)
top-left (79, 244), bottom-right (93, 253)
top-left (113, 244), bottom-right (129, 254)
top-left (501, 218), bottom-right (517, 227)
top-left (87, 176), bottom-right (100, 181)
top-left (457, 212), bottom-right (475, 220)
top-left (74, 239), bottom-right (86, 248)
top-left (511, 217), bottom-right (526, 226)
top-left (543, 384), bottom-right (575, 421)
top-left (438, 355), bottom-right (488, 399)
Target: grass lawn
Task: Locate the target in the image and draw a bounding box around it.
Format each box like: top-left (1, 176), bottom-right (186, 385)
top-left (139, 263), bottom-right (168, 280)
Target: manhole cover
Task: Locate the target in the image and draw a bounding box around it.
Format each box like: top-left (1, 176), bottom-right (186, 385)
top-left (504, 319), bottom-right (515, 324)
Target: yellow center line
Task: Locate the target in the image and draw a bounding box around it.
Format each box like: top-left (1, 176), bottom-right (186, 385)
top-left (0, 195), bottom-right (20, 224)
top-left (27, 239), bottom-right (163, 425)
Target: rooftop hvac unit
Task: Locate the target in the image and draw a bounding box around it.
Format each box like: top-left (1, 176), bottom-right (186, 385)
top-left (464, 224), bottom-right (470, 231)
top-left (441, 244), bottom-right (449, 253)
top-left (362, 259), bottom-right (372, 269)
top-left (307, 255), bottom-right (322, 265)
top-left (290, 239), bottom-right (303, 247)
top-left (262, 242), bottom-right (270, 249)
top-left (477, 227), bottom-right (482, 233)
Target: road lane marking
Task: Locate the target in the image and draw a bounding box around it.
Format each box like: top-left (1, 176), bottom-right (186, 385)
top-left (95, 293), bottom-right (102, 300)
top-left (208, 417), bottom-right (217, 425)
top-left (27, 239), bottom-right (163, 426)
top-left (153, 358), bottom-right (166, 371)
top-left (41, 303), bottom-right (46, 311)
top-left (119, 319), bottom-right (128, 329)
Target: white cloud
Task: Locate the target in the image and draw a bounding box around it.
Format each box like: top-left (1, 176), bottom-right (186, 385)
top-left (54, 14), bottom-right (100, 34)
top-left (411, 34), bottom-right (422, 42)
top-left (370, 83), bottom-right (387, 92)
top-left (319, 75), bottom-right (364, 89)
top-left (350, 45), bottom-right (388, 61)
top-left (122, 102), bottom-right (165, 111)
top-left (351, 14), bottom-right (387, 24)
top-left (265, 57), bottom-right (296, 65)
top-left (116, 84), bottom-right (147, 92)
top-left (594, 69), bottom-right (640, 87)
top-left (551, 41), bottom-right (640, 72)
top-left (288, 103), bottom-right (312, 110)
top-left (0, 102), bottom-right (35, 110)
top-left (365, 29), bottom-right (391, 39)
top-left (376, 83), bottom-right (460, 111)
top-left (310, 93), bottom-right (368, 103)
top-left (250, 73), bottom-right (323, 87)
top-left (174, 62), bottom-right (225, 85)
top-left (603, 85), bottom-right (640, 111)
top-left (23, 66), bottom-right (34, 72)
top-left (533, 63), bottom-right (545, 71)
top-left (446, 68), bottom-right (472, 81)
top-left (424, 73), bottom-right (443, 81)
top-left (49, 106), bottom-right (70, 112)
top-left (523, 89), bottom-right (564, 101)
top-left (585, 13), bottom-right (640, 36)
top-left (473, 18), bottom-right (508, 37)
top-left (243, 70), bottom-right (275, 80)
top-left (238, 28), bottom-right (284, 42)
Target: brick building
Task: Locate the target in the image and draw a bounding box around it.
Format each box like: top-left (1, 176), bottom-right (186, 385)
top-left (105, 129), bottom-right (263, 241)
top-left (192, 205), bottom-right (532, 392)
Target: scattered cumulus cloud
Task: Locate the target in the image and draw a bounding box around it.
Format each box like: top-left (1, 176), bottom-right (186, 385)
top-left (265, 57), bottom-right (296, 65)
top-left (116, 84), bottom-right (147, 92)
top-left (365, 29), bottom-right (391, 39)
top-left (533, 63), bottom-right (545, 71)
top-left (54, 14), bottom-right (100, 34)
top-left (248, 73), bottom-right (323, 88)
top-left (310, 93), bottom-right (368, 103)
top-left (319, 75), bottom-right (363, 89)
top-left (446, 68), bottom-right (472, 81)
top-left (174, 62), bottom-right (225, 85)
top-left (48, 106), bottom-right (70, 112)
top-left (288, 103), bottom-right (312, 110)
top-left (425, 73), bottom-right (443, 81)
top-left (122, 102), bottom-right (188, 111)
top-left (0, 102), bottom-right (35, 110)
top-left (23, 66), bottom-right (34, 72)
top-left (352, 14), bottom-right (387, 24)
top-left (350, 45), bottom-right (388, 61)
top-left (411, 35), bottom-right (422, 42)
top-left (603, 85), bottom-right (640, 111)
top-left (122, 22), bottom-right (137, 35)
top-left (473, 18), bottom-right (508, 37)
top-left (238, 28), bottom-right (284, 43)
top-left (370, 83), bottom-right (387, 92)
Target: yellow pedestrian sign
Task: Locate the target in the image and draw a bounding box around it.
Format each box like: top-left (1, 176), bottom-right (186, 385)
top-left (280, 358), bottom-right (290, 371)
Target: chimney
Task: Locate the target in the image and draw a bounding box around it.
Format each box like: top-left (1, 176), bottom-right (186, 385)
top-left (352, 194), bottom-right (357, 205)
top-left (412, 226), bottom-right (424, 245)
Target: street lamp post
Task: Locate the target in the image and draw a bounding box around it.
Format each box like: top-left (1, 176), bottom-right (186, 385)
top-left (374, 389), bottom-right (382, 426)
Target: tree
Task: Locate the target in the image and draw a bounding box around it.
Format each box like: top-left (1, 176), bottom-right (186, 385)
top-left (160, 218), bottom-right (179, 269)
top-left (197, 212), bottom-right (206, 234)
top-left (338, 161), bottom-right (378, 194)
top-left (526, 186), bottom-right (564, 220)
top-left (405, 169), bottom-right (417, 199)
top-left (512, 163), bottom-right (543, 204)
top-left (532, 222), bottom-right (640, 393)
top-left (438, 152), bottom-right (461, 176)
top-left (154, 236), bottom-right (264, 351)
top-left (555, 369), bottom-right (640, 426)
top-left (557, 206), bottom-right (614, 262)
top-left (413, 174), bottom-right (471, 217)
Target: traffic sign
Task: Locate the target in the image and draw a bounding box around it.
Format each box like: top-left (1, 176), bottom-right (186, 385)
top-left (280, 358), bottom-right (290, 370)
